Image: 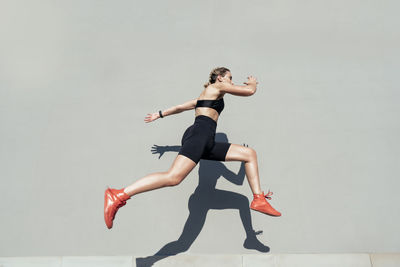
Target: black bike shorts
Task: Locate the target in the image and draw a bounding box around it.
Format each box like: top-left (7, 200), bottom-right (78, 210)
top-left (178, 115), bottom-right (231, 164)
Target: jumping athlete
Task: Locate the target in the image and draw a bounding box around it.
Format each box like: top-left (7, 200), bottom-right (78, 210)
top-left (104, 67), bottom-right (281, 229)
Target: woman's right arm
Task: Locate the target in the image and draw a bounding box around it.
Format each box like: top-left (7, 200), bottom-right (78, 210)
top-left (144, 98), bottom-right (197, 123)
top-left (218, 76), bottom-right (258, 96)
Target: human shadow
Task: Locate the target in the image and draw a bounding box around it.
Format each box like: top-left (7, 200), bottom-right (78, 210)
top-left (136, 133), bottom-right (269, 267)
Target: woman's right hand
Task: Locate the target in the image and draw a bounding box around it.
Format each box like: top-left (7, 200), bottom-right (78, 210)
top-left (144, 112), bottom-right (159, 123)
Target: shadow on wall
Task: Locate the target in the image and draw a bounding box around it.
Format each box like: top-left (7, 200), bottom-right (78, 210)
top-left (136, 133), bottom-right (269, 267)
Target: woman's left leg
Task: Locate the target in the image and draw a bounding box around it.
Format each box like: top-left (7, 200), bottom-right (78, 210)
top-left (224, 144), bottom-right (263, 194)
top-left (224, 143), bottom-right (281, 216)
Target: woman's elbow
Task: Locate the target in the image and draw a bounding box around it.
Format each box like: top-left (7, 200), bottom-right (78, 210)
top-left (175, 105), bottom-right (190, 113)
top-left (247, 87), bottom-right (256, 96)
top-left (174, 106), bottom-right (183, 113)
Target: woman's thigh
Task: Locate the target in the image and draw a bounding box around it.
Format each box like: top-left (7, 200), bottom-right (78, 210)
top-left (168, 154), bottom-right (198, 181)
top-left (224, 143), bottom-right (255, 162)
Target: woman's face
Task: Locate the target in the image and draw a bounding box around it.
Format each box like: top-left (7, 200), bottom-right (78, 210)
top-left (220, 71), bottom-right (233, 85)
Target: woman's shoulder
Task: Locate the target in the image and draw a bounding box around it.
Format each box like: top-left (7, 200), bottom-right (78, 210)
top-left (203, 85), bottom-right (223, 97)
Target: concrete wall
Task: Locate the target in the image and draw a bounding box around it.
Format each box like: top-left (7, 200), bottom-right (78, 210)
top-left (1, 0), bottom-right (399, 256)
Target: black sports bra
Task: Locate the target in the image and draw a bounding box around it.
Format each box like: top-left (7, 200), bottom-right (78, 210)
top-left (195, 98), bottom-right (225, 114)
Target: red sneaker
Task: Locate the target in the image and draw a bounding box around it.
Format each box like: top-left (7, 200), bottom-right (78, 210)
top-left (104, 188), bottom-right (131, 229)
top-left (250, 191), bottom-right (281, 217)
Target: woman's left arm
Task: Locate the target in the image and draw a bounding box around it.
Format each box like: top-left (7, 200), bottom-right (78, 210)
top-left (144, 98), bottom-right (197, 123)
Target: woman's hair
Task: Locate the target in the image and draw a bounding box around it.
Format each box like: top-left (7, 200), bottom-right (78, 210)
top-left (204, 67), bottom-right (230, 88)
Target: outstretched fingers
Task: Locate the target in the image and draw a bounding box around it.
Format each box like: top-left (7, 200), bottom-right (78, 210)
top-left (144, 113), bottom-right (157, 123)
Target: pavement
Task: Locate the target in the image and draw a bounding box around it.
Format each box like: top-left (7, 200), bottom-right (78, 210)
top-left (1, 253), bottom-right (400, 267)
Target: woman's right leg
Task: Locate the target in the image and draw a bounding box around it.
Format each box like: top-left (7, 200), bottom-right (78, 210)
top-left (104, 155), bottom-right (197, 229)
top-left (124, 155), bottom-right (197, 196)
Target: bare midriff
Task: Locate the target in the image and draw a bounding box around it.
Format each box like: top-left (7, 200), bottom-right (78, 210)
top-left (195, 107), bottom-right (219, 122)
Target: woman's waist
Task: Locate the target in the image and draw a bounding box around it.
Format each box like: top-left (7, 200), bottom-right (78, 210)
top-left (194, 115), bottom-right (217, 125)
top-left (193, 115), bottom-right (217, 132)
top-left (195, 109), bottom-right (219, 123)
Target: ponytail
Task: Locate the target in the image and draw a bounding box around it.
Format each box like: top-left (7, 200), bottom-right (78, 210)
top-left (204, 67), bottom-right (230, 88)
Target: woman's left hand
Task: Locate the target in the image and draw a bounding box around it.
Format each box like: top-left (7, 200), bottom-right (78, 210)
top-left (144, 113), bottom-right (159, 123)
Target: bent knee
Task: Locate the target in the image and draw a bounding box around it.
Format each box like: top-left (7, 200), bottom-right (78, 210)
top-left (242, 194), bottom-right (250, 204)
top-left (244, 147), bottom-right (257, 162)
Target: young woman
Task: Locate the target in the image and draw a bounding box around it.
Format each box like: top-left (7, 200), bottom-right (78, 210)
top-left (104, 67), bottom-right (281, 229)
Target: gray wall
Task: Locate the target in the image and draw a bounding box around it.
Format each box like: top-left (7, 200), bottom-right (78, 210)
top-left (1, 0), bottom-right (399, 256)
